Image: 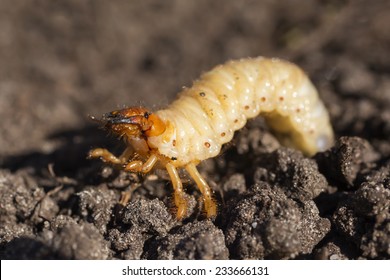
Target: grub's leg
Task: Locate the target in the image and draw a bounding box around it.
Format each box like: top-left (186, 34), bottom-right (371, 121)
top-left (123, 154), bottom-right (158, 173)
top-left (119, 183), bottom-right (142, 206)
top-left (185, 163), bottom-right (217, 218)
top-left (118, 147), bottom-right (134, 163)
top-left (88, 147), bottom-right (134, 165)
top-left (120, 154), bottom-right (158, 206)
top-left (140, 154), bottom-right (158, 173)
top-left (88, 148), bottom-right (123, 164)
top-left (165, 163), bottom-right (188, 220)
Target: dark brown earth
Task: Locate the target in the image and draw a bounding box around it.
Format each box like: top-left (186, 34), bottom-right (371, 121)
top-left (0, 0), bottom-right (389, 260)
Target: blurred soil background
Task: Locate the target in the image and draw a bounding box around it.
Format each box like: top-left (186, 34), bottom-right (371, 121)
top-left (0, 0), bottom-right (389, 259)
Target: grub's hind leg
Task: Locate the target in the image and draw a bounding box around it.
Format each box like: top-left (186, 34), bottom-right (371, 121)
top-left (185, 163), bottom-right (217, 218)
top-left (165, 163), bottom-right (188, 220)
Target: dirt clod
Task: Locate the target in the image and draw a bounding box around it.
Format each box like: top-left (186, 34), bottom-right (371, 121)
top-left (224, 182), bottom-right (330, 259)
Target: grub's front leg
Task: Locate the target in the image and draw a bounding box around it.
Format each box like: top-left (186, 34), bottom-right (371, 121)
top-left (88, 147), bottom-right (132, 165)
top-left (185, 163), bottom-right (217, 218)
top-left (120, 154), bottom-right (158, 206)
top-left (123, 154), bottom-right (158, 173)
top-left (165, 162), bottom-right (188, 220)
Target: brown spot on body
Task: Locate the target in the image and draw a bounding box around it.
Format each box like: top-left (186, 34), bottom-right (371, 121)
top-left (172, 139), bottom-right (176, 146)
top-left (244, 105), bottom-right (249, 110)
top-left (199, 92), bottom-right (206, 97)
top-left (221, 132), bottom-right (226, 137)
top-left (204, 142), bottom-right (211, 148)
top-left (279, 96), bottom-right (284, 101)
top-left (261, 97), bottom-right (267, 102)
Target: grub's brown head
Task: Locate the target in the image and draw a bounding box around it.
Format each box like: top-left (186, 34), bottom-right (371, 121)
top-left (95, 107), bottom-right (166, 139)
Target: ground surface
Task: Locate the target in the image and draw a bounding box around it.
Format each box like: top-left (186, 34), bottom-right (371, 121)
top-left (0, 0), bottom-right (389, 259)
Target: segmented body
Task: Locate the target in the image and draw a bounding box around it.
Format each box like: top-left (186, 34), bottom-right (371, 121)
top-left (148, 57), bottom-right (334, 166)
top-left (89, 57), bottom-right (334, 219)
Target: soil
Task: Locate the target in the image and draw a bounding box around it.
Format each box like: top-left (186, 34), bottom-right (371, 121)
top-left (0, 0), bottom-right (389, 260)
